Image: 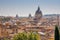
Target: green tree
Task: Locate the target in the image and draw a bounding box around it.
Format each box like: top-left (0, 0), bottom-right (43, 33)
top-left (13, 32), bottom-right (41, 40)
top-left (28, 32), bottom-right (40, 40)
top-left (4, 38), bottom-right (9, 40)
top-left (59, 33), bottom-right (60, 40)
top-left (1, 17), bottom-right (10, 22)
top-left (55, 25), bottom-right (59, 40)
top-left (13, 32), bottom-right (27, 40)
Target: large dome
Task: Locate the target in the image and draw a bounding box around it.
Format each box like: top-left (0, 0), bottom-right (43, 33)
top-left (35, 6), bottom-right (42, 20)
top-left (35, 6), bottom-right (42, 14)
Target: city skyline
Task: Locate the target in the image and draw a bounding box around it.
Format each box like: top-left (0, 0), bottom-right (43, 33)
top-left (0, 0), bottom-right (60, 17)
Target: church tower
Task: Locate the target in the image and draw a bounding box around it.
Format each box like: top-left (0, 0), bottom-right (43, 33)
top-left (16, 14), bottom-right (19, 19)
top-left (34, 6), bottom-right (42, 20)
top-left (28, 13), bottom-right (32, 18)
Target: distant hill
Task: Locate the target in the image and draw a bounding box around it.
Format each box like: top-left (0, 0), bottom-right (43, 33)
top-left (43, 14), bottom-right (60, 18)
top-left (44, 14), bottom-right (60, 16)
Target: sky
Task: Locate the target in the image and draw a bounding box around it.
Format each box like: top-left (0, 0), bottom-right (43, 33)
top-left (0, 0), bottom-right (60, 17)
